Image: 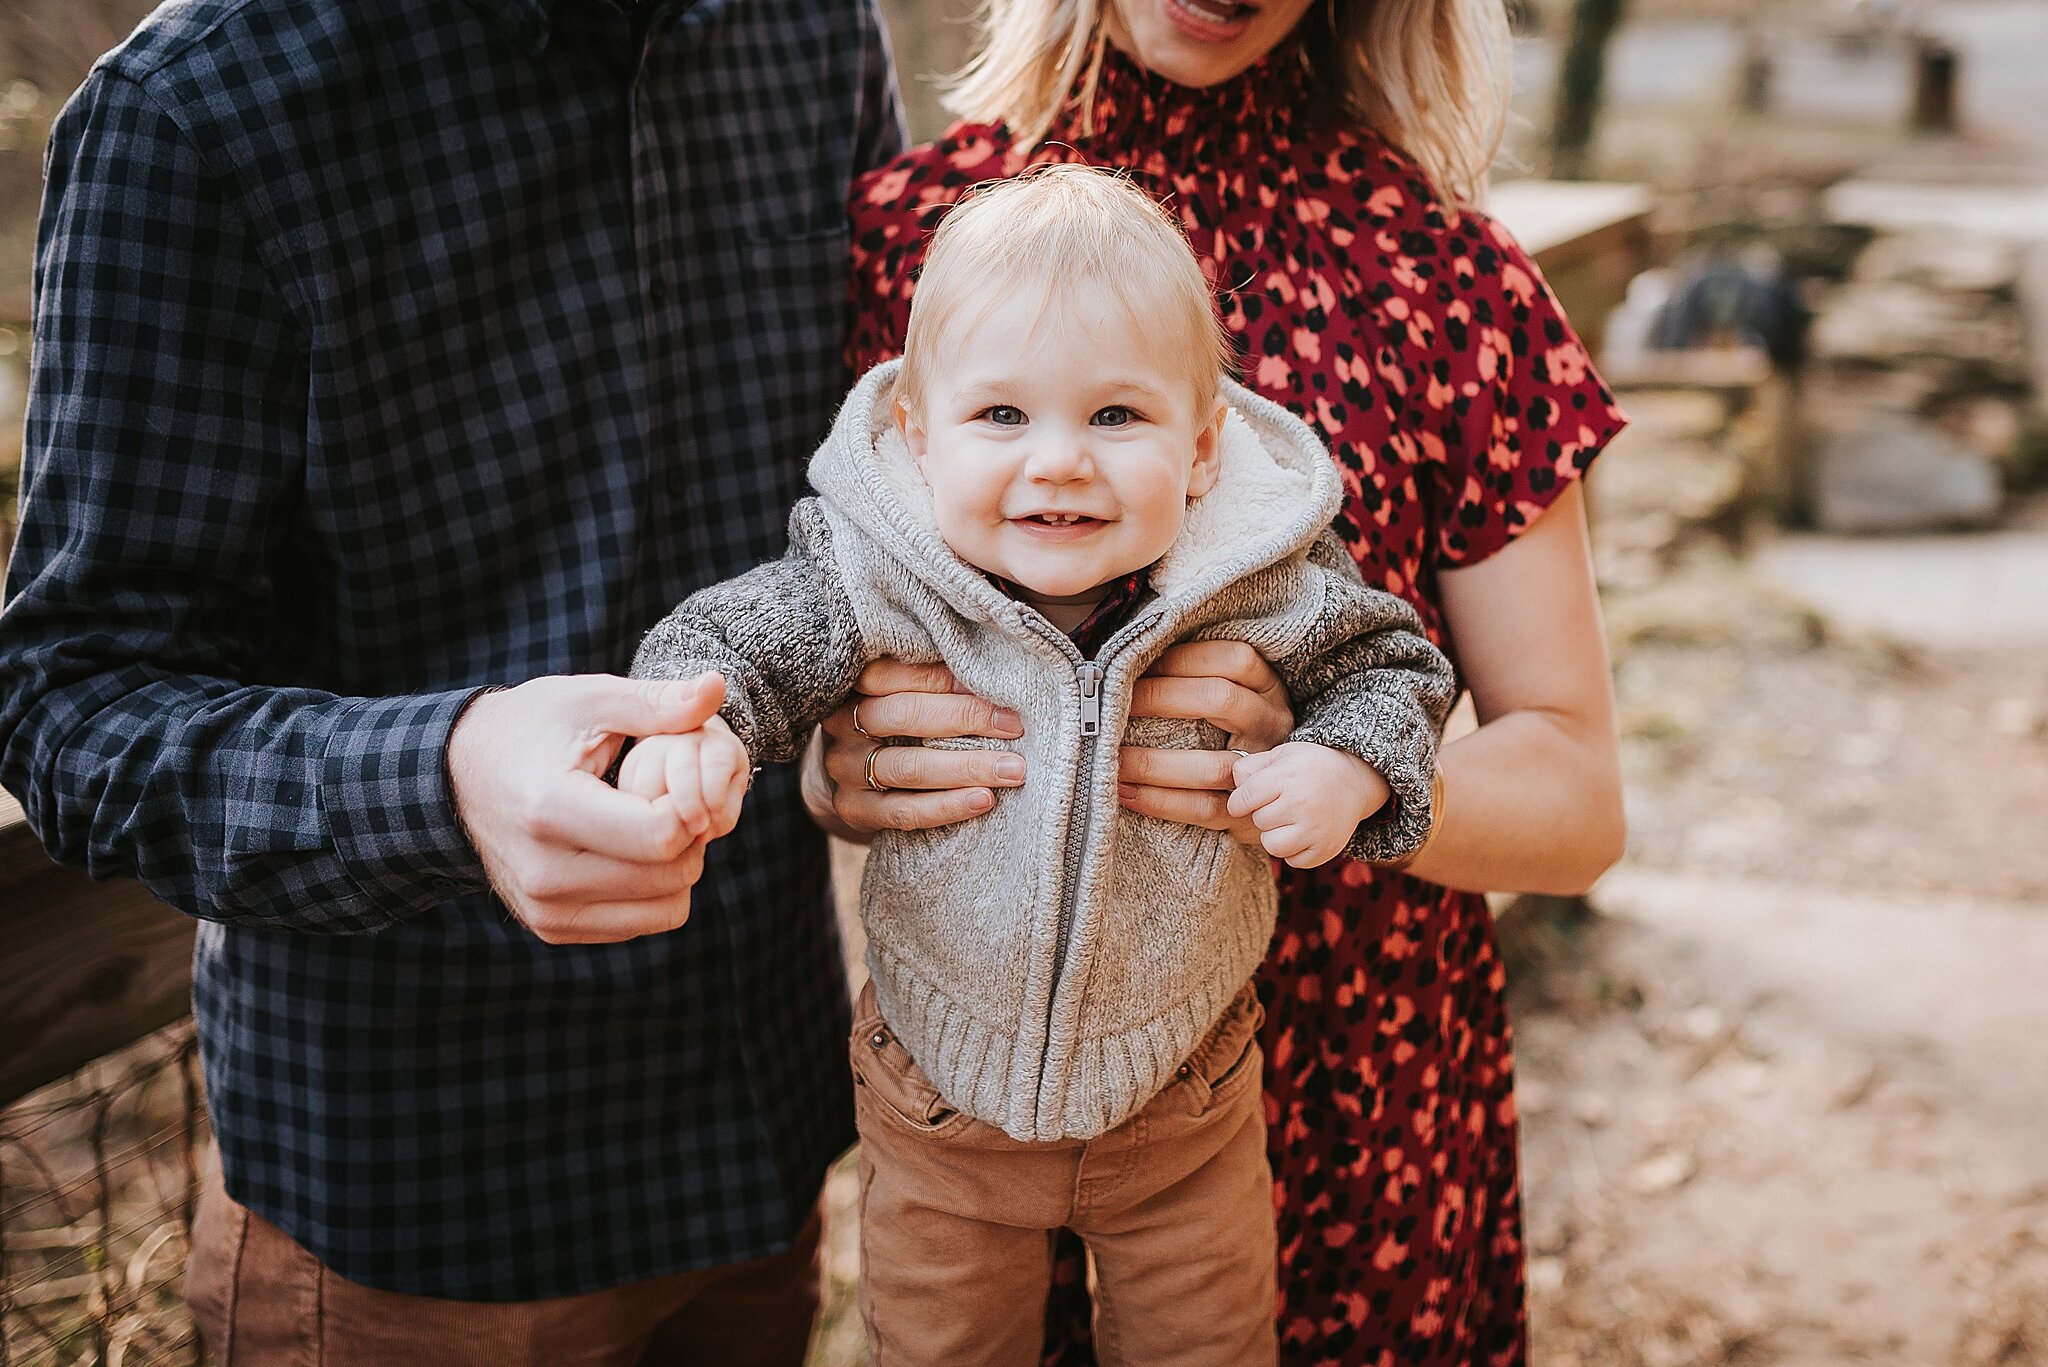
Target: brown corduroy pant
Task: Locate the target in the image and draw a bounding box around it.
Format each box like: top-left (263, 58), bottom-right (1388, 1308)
top-left (850, 979), bottom-right (1279, 1367)
top-left (184, 1150), bottom-right (821, 1367)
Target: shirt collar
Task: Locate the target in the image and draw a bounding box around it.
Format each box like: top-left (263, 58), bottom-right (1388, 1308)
top-left (987, 568), bottom-right (1153, 659)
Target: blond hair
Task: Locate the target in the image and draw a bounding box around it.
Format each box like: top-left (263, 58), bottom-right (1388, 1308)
top-left (897, 164), bottom-right (1233, 416)
top-left (946, 0), bottom-right (1511, 210)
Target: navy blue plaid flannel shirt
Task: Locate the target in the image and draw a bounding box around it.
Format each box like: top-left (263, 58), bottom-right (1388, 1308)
top-left (0, 0), bottom-right (902, 1299)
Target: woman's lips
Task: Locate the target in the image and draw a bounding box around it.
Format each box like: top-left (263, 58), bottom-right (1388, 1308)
top-left (1159, 0), bottom-right (1258, 44)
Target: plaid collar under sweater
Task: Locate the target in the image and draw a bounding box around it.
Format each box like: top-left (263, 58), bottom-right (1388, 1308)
top-left (985, 568), bottom-right (1152, 658)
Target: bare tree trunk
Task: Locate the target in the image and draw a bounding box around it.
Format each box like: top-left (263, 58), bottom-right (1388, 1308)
top-left (1549, 0), bottom-right (1629, 181)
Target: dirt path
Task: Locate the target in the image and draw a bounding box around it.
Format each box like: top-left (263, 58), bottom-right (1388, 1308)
top-left (1518, 523), bottom-right (2048, 1364)
top-left (1515, 871), bottom-right (2048, 1365)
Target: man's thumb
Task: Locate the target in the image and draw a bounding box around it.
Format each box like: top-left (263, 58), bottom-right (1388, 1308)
top-left (589, 673), bottom-right (726, 737)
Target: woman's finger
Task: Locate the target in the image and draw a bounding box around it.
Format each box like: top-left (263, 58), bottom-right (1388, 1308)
top-left (1145, 640), bottom-right (1280, 690)
top-left (824, 690), bottom-right (1023, 742)
top-left (1116, 745), bottom-right (1237, 793)
top-left (1114, 782), bottom-right (1260, 841)
top-left (1126, 675), bottom-right (1292, 750)
top-left (854, 659), bottom-right (967, 698)
top-left (825, 739), bottom-right (1024, 793)
top-left (834, 784), bottom-right (997, 833)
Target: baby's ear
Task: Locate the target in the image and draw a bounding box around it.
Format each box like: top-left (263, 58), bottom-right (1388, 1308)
top-left (895, 396), bottom-right (928, 462)
top-left (1187, 400), bottom-right (1228, 498)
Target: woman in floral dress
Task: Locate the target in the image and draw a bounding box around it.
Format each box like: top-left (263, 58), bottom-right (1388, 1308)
top-left (805, 1), bottom-right (1629, 1361)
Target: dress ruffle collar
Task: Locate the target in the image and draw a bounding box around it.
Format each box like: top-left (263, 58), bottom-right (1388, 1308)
top-left (1049, 35), bottom-right (1320, 163)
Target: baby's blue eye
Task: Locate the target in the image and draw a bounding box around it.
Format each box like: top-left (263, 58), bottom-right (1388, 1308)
top-left (1093, 406), bottom-right (1136, 428)
top-left (984, 406), bottom-right (1026, 426)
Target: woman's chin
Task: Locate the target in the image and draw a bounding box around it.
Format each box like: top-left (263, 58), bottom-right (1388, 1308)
top-left (1110, 0), bottom-right (1306, 88)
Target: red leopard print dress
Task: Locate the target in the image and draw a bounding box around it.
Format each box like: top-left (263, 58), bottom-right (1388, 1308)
top-left (848, 40), bottom-right (1626, 1367)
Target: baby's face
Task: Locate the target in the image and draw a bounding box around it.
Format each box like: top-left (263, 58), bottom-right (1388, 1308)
top-left (899, 286), bottom-right (1225, 606)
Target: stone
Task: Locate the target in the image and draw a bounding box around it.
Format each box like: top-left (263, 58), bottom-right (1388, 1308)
top-left (1852, 232), bottom-right (2023, 296)
top-left (1811, 416), bottom-right (2002, 534)
top-left (1929, 395), bottom-right (2024, 461)
top-left (1805, 363), bottom-right (1948, 421)
top-left (1809, 282), bottom-right (2031, 386)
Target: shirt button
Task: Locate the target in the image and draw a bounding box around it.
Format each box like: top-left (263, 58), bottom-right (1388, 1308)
top-left (869, 1031), bottom-right (889, 1050)
top-left (1176, 1063), bottom-right (1193, 1079)
top-left (649, 275), bottom-right (667, 305)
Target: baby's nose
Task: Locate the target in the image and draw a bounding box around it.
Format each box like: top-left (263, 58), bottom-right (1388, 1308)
top-left (1025, 438), bottom-right (1093, 480)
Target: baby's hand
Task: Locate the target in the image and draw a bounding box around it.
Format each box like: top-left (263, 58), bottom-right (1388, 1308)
top-left (616, 716), bottom-right (753, 842)
top-left (1225, 741), bottom-right (1392, 869)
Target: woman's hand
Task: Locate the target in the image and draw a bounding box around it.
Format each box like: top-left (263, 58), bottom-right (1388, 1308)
top-left (1117, 640), bottom-right (1295, 843)
top-left (802, 661), bottom-right (1025, 841)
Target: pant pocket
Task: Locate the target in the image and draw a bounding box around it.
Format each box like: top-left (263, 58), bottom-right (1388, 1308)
top-left (850, 984), bottom-right (970, 1137)
top-left (1174, 982), bottom-right (1266, 1115)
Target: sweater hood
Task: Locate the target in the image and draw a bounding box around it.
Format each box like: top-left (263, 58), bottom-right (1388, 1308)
top-left (808, 358), bottom-right (1342, 629)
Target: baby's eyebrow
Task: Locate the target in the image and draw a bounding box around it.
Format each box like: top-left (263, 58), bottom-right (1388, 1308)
top-left (948, 379), bottom-right (1020, 406)
top-left (1092, 378), bottom-right (1174, 405)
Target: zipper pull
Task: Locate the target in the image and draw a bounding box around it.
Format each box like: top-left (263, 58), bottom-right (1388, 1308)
top-left (1076, 661), bottom-right (1103, 736)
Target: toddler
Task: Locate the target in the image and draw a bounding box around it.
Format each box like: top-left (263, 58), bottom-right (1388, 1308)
top-left (626, 165), bottom-right (1454, 1366)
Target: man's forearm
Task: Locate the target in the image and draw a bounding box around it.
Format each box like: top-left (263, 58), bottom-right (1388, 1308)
top-left (0, 665), bottom-right (491, 930)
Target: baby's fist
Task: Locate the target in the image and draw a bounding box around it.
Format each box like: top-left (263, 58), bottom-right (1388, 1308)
top-left (1225, 741), bottom-right (1392, 869)
top-left (615, 716), bottom-right (752, 842)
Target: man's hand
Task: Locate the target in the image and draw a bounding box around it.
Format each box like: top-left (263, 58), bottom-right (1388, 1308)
top-left (448, 673), bottom-right (725, 944)
top-left (617, 717), bottom-right (751, 842)
top-left (1225, 741), bottom-right (1391, 869)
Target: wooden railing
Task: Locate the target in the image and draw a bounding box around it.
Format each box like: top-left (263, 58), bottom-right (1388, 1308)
top-left (0, 179), bottom-right (1654, 1106)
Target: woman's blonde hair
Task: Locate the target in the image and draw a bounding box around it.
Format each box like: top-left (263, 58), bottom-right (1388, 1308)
top-left (946, 0), bottom-right (1512, 210)
top-left (896, 164), bottom-right (1232, 417)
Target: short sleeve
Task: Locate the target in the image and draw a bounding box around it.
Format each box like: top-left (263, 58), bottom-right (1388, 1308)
top-left (1425, 212), bottom-right (1628, 569)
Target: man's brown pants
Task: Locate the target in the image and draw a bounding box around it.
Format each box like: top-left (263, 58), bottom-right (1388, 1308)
top-left (851, 980), bottom-right (1279, 1367)
top-left (184, 1151), bottom-right (821, 1367)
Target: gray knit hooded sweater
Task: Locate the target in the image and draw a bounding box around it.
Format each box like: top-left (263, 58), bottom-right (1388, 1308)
top-left (633, 360), bottom-right (1454, 1142)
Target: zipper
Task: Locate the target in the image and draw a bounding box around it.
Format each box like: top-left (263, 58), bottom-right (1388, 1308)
top-left (1076, 662), bottom-right (1103, 736)
top-left (1025, 608), bottom-right (1163, 1133)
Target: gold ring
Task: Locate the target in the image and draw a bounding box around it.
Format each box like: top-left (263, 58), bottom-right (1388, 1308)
top-left (863, 744), bottom-right (892, 793)
top-left (850, 700), bottom-right (873, 739)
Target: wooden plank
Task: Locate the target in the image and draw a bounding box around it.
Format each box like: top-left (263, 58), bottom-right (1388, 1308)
top-left (0, 864), bottom-right (195, 1108)
top-left (1488, 179), bottom-right (1655, 359)
top-left (0, 789), bottom-right (196, 1106)
top-left (1488, 180), bottom-right (1655, 263)
top-left (0, 788), bottom-right (34, 886)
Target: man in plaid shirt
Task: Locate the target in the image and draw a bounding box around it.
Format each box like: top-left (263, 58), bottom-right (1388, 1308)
top-left (0, 0), bottom-right (902, 1358)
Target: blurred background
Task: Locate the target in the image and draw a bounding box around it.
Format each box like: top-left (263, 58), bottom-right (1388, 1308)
top-left (3, 1), bottom-right (2046, 1364)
